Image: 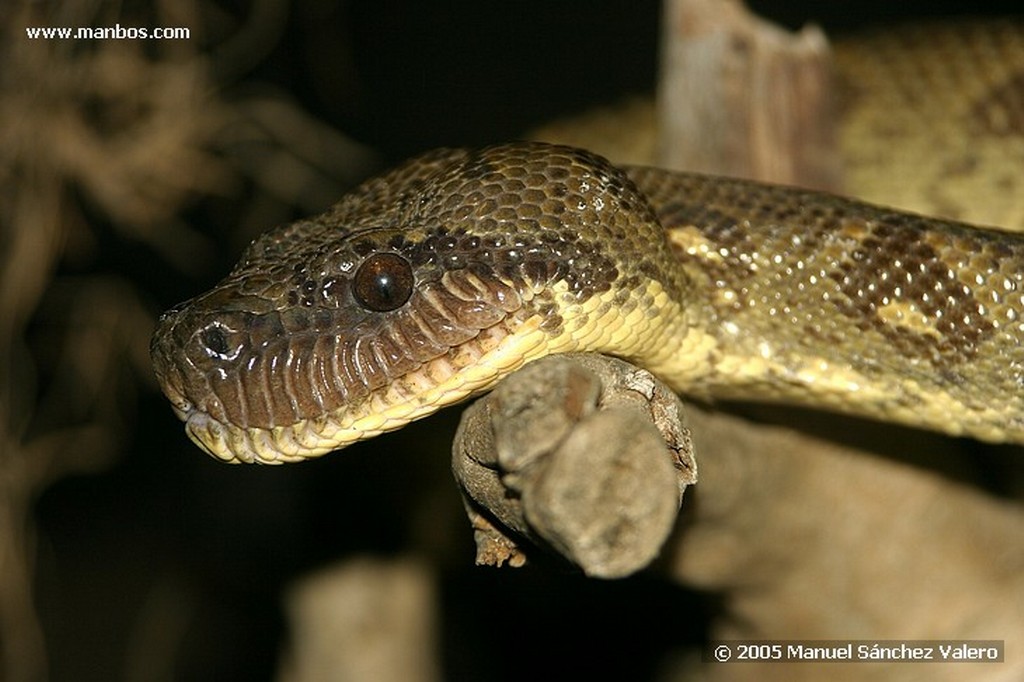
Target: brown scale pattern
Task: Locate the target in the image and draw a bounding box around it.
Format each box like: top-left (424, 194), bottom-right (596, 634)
top-left (828, 216), bottom-right (993, 363)
top-left (152, 142), bottom-right (1024, 455)
top-left (631, 164), bottom-right (1024, 426)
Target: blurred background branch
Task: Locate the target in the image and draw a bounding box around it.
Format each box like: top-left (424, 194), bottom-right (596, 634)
top-left (0, 1), bottom-right (374, 679)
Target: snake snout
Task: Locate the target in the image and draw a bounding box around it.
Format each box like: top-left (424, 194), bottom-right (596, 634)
top-left (150, 308), bottom-right (194, 413)
top-left (151, 302), bottom-right (267, 428)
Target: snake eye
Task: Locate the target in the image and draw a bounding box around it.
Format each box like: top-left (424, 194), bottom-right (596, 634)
top-left (352, 252), bottom-right (414, 312)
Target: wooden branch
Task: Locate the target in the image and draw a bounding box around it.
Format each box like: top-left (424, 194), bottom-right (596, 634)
top-left (451, 354), bottom-right (697, 578)
top-left (658, 0), bottom-right (841, 191)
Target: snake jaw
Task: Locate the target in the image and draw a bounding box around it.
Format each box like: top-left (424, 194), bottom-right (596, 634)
top-left (165, 313), bottom-right (540, 463)
top-left (152, 270), bottom-right (541, 463)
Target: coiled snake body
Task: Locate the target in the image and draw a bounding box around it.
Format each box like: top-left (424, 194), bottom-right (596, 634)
top-left (151, 142), bottom-right (1024, 463)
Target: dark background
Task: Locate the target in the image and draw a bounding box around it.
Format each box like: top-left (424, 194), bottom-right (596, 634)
top-left (22, 1), bottom-right (1021, 680)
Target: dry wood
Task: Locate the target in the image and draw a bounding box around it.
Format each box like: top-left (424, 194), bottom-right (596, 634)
top-left (452, 354), bottom-right (696, 578)
top-left (658, 0), bottom-right (840, 191)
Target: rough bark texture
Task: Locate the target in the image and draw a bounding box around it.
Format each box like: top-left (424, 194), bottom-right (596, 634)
top-left (670, 407), bottom-right (1024, 681)
top-left (452, 354), bottom-right (696, 578)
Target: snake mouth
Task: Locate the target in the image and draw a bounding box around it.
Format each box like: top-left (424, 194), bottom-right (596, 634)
top-left (152, 367), bottom-right (241, 462)
top-left (151, 364), bottom-right (250, 462)
top-left (169, 312), bottom-right (561, 464)
top-left (150, 354), bottom-right (200, 432)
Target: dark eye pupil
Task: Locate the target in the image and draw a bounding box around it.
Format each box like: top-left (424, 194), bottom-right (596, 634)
top-left (353, 253), bottom-right (414, 312)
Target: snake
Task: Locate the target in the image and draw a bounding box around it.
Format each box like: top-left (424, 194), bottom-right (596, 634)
top-left (150, 141), bottom-right (1024, 464)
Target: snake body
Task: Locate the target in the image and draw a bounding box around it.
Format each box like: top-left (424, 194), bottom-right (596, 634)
top-left (150, 142), bottom-right (1024, 463)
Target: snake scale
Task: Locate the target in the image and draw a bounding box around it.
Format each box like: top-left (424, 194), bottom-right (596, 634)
top-left (150, 141), bottom-right (1024, 463)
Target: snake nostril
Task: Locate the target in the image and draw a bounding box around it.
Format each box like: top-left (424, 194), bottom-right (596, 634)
top-left (198, 322), bottom-right (241, 360)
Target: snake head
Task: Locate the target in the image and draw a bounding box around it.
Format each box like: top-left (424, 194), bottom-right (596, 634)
top-left (151, 142), bottom-right (683, 463)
